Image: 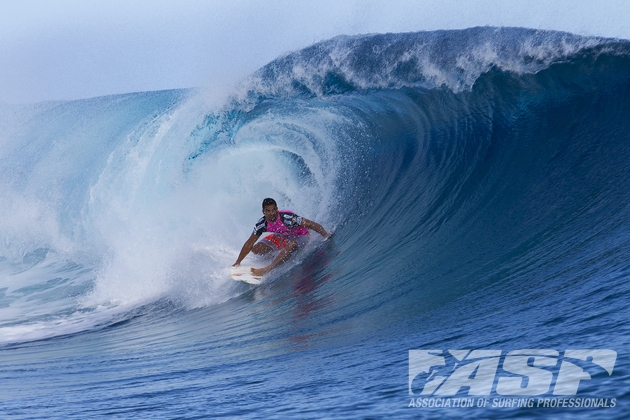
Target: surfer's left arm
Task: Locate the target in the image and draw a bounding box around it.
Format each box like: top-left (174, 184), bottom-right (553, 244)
top-left (301, 218), bottom-right (333, 241)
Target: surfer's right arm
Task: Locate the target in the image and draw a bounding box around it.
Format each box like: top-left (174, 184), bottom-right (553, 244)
top-left (233, 234), bottom-right (259, 266)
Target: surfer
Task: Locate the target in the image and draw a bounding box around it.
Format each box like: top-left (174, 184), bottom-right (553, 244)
top-left (233, 198), bottom-right (332, 276)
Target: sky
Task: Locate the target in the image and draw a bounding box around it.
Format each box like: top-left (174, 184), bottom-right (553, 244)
top-left (1, 0), bottom-right (629, 104)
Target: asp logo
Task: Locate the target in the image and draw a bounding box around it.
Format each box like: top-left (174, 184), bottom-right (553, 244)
top-left (408, 349), bottom-right (616, 396)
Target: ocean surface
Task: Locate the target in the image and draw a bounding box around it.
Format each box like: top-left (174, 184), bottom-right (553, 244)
top-left (1, 27), bottom-right (629, 418)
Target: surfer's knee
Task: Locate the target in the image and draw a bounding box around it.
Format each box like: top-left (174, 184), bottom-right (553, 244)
top-left (287, 239), bottom-right (298, 251)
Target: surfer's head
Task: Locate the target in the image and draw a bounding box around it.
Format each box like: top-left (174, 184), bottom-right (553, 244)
top-left (262, 197), bottom-right (277, 209)
top-left (262, 198), bottom-right (278, 222)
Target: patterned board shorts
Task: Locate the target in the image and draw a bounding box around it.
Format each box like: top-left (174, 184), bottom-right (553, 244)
top-left (260, 233), bottom-right (310, 251)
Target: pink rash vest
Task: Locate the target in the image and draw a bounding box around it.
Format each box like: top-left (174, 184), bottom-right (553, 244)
top-left (252, 210), bottom-right (309, 237)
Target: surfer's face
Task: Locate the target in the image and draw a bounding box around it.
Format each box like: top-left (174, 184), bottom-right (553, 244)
top-left (263, 204), bottom-right (278, 222)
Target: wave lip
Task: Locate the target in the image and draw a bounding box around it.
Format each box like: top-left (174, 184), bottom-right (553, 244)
top-left (244, 27), bottom-right (621, 99)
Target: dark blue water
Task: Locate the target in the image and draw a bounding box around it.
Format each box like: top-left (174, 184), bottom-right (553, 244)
top-left (1, 27), bottom-right (629, 418)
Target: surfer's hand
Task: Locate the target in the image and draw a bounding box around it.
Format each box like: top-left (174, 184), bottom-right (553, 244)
top-left (322, 231), bottom-right (333, 241)
top-left (232, 262), bottom-right (240, 267)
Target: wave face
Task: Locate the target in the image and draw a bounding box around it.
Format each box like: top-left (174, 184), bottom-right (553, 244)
top-left (1, 28), bottom-right (630, 418)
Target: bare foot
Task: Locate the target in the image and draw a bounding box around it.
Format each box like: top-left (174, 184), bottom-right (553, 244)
top-left (251, 266), bottom-right (269, 277)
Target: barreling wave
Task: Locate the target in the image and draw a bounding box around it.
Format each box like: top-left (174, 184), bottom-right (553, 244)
top-left (1, 27), bottom-right (629, 351)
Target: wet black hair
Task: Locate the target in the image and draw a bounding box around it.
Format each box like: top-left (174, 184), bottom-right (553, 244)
top-left (262, 198), bottom-right (277, 209)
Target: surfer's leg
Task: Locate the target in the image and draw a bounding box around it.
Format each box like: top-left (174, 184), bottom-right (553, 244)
top-left (252, 242), bottom-right (274, 255)
top-left (251, 239), bottom-right (298, 276)
top-left (253, 234), bottom-right (286, 256)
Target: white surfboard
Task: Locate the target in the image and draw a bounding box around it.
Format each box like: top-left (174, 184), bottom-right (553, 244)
top-left (230, 265), bottom-right (263, 285)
